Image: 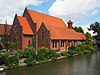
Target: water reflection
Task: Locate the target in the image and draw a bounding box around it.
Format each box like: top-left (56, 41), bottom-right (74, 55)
top-left (0, 71), bottom-right (6, 75)
top-left (1, 51), bottom-right (100, 75)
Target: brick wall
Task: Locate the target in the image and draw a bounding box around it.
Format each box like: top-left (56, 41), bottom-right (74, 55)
top-left (38, 23), bottom-right (50, 48)
top-left (10, 15), bottom-right (23, 50)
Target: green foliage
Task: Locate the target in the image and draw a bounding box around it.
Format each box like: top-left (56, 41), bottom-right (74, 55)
top-left (9, 42), bottom-right (16, 51)
top-left (7, 55), bottom-right (19, 68)
top-left (19, 47), bottom-right (60, 63)
top-left (85, 32), bottom-right (93, 46)
top-left (1, 22), bottom-right (9, 51)
top-left (1, 52), bottom-right (19, 68)
top-left (36, 48), bottom-right (49, 61)
top-left (61, 51), bottom-right (71, 57)
top-left (1, 52), bottom-right (12, 60)
top-left (24, 55), bottom-right (36, 66)
top-left (89, 21), bottom-right (100, 48)
top-left (48, 50), bottom-right (60, 61)
top-left (73, 26), bottom-right (84, 34)
top-left (36, 48), bottom-right (59, 61)
top-left (62, 43), bottom-right (95, 56)
top-left (18, 48), bottom-right (36, 59)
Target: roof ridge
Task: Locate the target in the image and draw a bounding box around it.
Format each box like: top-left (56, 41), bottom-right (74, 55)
top-left (27, 8), bottom-right (62, 20)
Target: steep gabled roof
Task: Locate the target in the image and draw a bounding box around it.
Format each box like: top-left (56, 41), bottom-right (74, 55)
top-left (27, 9), bottom-right (68, 29)
top-left (0, 24), bottom-right (11, 35)
top-left (25, 8), bottom-right (86, 40)
top-left (17, 16), bottom-right (33, 35)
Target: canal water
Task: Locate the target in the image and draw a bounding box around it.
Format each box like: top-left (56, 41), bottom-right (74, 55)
top-left (2, 51), bottom-right (100, 75)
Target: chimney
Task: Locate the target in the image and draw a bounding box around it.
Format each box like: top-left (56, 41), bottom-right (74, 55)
top-left (67, 20), bottom-right (73, 29)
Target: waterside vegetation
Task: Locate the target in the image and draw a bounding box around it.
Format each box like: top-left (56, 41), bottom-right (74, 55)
top-left (0, 23), bottom-right (96, 69)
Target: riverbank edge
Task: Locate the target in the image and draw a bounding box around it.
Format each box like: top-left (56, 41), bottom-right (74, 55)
top-left (0, 51), bottom-right (95, 71)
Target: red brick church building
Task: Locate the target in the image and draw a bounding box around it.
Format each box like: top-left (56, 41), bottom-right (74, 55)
top-left (9, 8), bottom-right (86, 51)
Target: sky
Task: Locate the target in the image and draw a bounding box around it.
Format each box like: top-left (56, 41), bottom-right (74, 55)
top-left (0, 0), bottom-right (100, 35)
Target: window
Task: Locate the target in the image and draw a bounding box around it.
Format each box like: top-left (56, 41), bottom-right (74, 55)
top-left (68, 40), bottom-right (70, 46)
top-left (52, 40), bottom-right (57, 48)
top-left (55, 41), bottom-right (57, 47)
top-left (42, 29), bottom-right (44, 38)
top-left (52, 41), bottom-right (55, 48)
top-left (61, 40), bottom-right (64, 47)
top-left (28, 40), bottom-right (30, 44)
top-left (63, 41), bottom-right (64, 47)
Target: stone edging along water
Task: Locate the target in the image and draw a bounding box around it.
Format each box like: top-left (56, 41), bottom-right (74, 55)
top-left (1, 50), bottom-right (94, 71)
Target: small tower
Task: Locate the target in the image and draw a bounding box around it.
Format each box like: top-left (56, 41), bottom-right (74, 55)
top-left (67, 20), bottom-right (73, 29)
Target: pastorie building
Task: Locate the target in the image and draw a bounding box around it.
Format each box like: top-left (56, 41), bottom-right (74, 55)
top-left (0, 24), bottom-right (11, 49)
top-left (1, 8), bottom-right (86, 51)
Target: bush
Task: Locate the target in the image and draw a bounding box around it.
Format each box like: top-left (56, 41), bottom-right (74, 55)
top-left (61, 51), bottom-right (71, 57)
top-left (48, 50), bottom-right (60, 61)
top-left (68, 46), bottom-right (75, 50)
top-left (67, 50), bottom-right (76, 56)
top-left (24, 55), bottom-right (36, 66)
top-left (36, 48), bottom-right (60, 61)
top-left (7, 55), bottom-right (19, 68)
top-left (36, 48), bottom-right (50, 61)
top-left (18, 48), bottom-right (36, 59)
top-left (1, 52), bottom-right (19, 68)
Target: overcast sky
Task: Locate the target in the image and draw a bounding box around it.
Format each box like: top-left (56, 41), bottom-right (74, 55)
top-left (0, 0), bottom-right (100, 35)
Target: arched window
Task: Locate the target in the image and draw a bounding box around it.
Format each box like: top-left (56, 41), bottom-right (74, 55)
top-left (28, 40), bottom-right (30, 44)
top-left (42, 29), bottom-right (44, 38)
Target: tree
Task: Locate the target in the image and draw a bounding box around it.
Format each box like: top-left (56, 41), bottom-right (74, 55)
top-left (73, 26), bottom-right (84, 34)
top-left (85, 32), bottom-right (92, 46)
top-left (88, 21), bottom-right (100, 48)
top-left (9, 42), bottom-right (16, 52)
top-left (2, 21), bottom-right (9, 51)
top-left (79, 27), bottom-right (84, 34)
top-left (73, 27), bottom-right (79, 32)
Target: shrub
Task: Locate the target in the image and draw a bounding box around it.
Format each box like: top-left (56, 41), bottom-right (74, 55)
top-left (36, 48), bottom-right (60, 61)
top-left (67, 50), bottom-right (76, 56)
top-left (18, 48), bottom-right (36, 59)
top-left (68, 46), bottom-right (75, 50)
top-left (24, 55), bottom-right (36, 66)
top-left (61, 51), bottom-right (71, 57)
top-left (1, 52), bottom-right (19, 68)
top-left (48, 50), bottom-right (60, 61)
top-left (7, 55), bottom-right (19, 68)
top-left (36, 48), bottom-right (50, 61)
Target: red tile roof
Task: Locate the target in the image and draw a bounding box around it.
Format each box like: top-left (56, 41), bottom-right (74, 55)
top-left (17, 16), bottom-right (33, 35)
top-left (46, 25), bottom-right (86, 40)
top-left (0, 24), bottom-right (11, 35)
top-left (27, 9), bottom-right (68, 29)
top-left (25, 8), bottom-right (86, 40)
